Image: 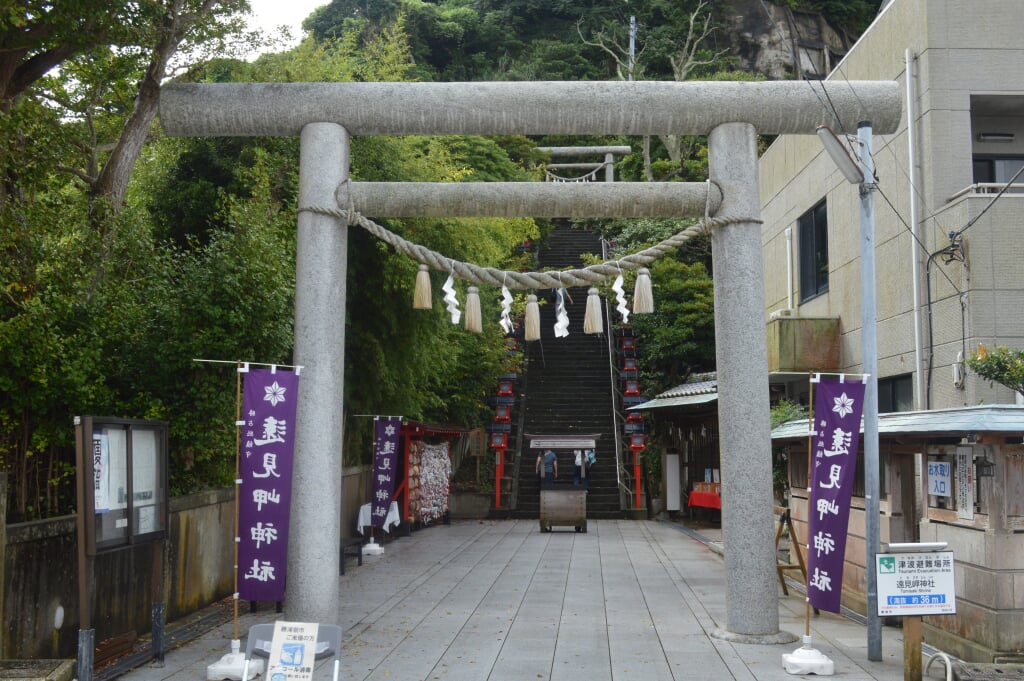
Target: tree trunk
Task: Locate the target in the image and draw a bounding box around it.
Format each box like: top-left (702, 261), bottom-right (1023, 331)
top-left (642, 135), bottom-right (653, 182)
top-left (90, 0), bottom-right (230, 215)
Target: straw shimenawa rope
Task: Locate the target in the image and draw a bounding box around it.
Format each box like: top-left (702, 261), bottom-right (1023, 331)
top-left (299, 201), bottom-right (760, 291)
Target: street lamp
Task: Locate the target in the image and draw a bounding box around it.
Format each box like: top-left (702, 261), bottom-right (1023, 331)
top-left (818, 121), bottom-right (882, 661)
top-left (816, 126), bottom-right (864, 184)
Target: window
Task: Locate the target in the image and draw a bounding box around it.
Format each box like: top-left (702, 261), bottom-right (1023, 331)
top-left (798, 200), bottom-right (829, 302)
top-left (972, 156), bottom-right (1024, 191)
top-left (878, 374), bottom-right (914, 413)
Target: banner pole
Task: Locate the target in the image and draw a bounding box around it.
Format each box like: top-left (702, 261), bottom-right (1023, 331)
top-left (805, 374), bottom-right (815, 639)
top-left (233, 362), bottom-right (242, 641)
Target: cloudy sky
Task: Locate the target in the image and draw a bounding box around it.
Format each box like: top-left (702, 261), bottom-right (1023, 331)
top-left (246, 0), bottom-right (330, 54)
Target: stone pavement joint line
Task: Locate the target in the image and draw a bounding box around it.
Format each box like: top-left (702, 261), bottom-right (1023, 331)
top-left (116, 520), bottom-right (925, 681)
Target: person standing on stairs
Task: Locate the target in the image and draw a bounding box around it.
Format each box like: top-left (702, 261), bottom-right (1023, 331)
top-left (573, 449), bottom-right (593, 490)
top-left (537, 449), bottom-right (558, 488)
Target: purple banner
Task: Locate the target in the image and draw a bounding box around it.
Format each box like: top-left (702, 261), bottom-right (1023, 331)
top-left (806, 377), bottom-right (866, 613)
top-left (371, 417), bottom-right (401, 527)
top-left (237, 368), bottom-right (300, 602)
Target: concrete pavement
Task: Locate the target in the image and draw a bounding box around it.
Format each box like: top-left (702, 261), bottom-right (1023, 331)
top-left (115, 519), bottom-right (941, 681)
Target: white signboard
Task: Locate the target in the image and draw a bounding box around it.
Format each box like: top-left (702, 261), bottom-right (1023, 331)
top-left (956, 446), bottom-right (974, 520)
top-left (267, 621), bottom-right (319, 681)
top-left (927, 459), bottom-right (951, 498)
top-left (876, 551), bottom-right (956, 616)
top-left (529, 438), bottom-right (596, 450)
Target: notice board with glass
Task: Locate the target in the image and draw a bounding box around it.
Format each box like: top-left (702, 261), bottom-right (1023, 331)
top-left (75, 416), bottom-right (169, 553)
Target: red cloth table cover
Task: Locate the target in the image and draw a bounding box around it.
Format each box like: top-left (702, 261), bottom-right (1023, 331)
top-left (688, 490), bottom-right (721, 509)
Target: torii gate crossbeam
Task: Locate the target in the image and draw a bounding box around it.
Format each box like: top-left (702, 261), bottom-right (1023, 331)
top-left (159, 80), bottom-right (900, 641)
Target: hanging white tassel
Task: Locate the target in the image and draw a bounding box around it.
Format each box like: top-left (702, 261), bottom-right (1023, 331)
top-left (524, 292), bottom-right (540, 339)
top-left (612, 273), bottom-right (630, 324)
top-left (583, 287), bottom-right (603, 334)
top-left (524, 294), bottom-right (540, 341)
top-left (498, 285), bottom-right (514, 334)
top-left (442, 273), bottom-right (461, 324)
top-left (465, 286), bottom-right (482, 333)
top-left (633, 267), bottom-right (654, 314)
top-left (553, 288), bottom-right (570, 338)
top-left (413, 264), bottom-right (432, 309)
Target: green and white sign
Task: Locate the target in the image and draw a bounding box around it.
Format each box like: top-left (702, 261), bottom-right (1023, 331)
top-left (876, 551), bottom-right (956, 616)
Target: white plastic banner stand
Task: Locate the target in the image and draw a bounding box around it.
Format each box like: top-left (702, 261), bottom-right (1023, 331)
top-left (206, 638), bottom-right (264, 681)
top-left (782, 635), bottom-right (835, 675)
top-left (362, 528), bottom-right (384, 556)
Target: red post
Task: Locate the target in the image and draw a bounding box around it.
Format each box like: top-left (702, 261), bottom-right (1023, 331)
top-left (634, 450), bottom-right (642, 508)
top-left (494, 447), bottom-right (505, 508)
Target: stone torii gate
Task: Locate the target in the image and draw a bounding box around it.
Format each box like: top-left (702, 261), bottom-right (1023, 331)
top-left (160, 80), bottom-right (900, 641)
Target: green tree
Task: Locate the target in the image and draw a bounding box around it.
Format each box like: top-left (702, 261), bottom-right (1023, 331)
top-left (967, 345), bottom-right (1024, 397)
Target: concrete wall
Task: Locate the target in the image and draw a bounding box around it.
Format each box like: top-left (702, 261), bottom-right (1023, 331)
top-left (3, 467), bottom-right (372, 660)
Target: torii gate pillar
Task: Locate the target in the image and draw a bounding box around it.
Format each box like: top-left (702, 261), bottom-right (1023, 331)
top-left (289, 123), bottom-right (350, 624)
top-left (707, 123), bottom-right (790, 641)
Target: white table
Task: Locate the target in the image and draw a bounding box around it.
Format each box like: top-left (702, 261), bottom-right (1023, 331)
top-left (357, 501), bottom-right (401, 535)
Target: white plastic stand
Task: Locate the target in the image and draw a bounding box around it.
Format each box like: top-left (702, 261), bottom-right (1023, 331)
top-left (362, 528), bottom-right (384, 556)
top-left (206, 638), bottom-right (263, 681)
top-left (782, 635), bottom-right (835, 675)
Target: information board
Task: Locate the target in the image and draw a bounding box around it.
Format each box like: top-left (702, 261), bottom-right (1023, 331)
top-left (876, 551), bottom-right (956, 616)
top-left (76, 416), bottom-right (168, 553)
top-left (267, 621), bottom-right (319, 681)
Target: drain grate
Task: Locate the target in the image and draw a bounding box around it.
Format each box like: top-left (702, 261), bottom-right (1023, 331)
top-left (954, 663), bottom-right (1024, 681)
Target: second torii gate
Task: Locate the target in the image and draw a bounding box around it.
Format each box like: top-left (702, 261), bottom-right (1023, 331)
top-left (160, 79), bottom-right (900, 641)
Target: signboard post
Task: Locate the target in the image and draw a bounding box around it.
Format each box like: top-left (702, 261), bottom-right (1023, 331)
top-left (876, 543), bottom-right (955, 681)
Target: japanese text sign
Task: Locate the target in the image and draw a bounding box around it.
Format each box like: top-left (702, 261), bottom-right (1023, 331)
top-left (806, 377), bottom-right (865, 613)
top-left (237, 368), bottom-right (300, 602)
top-left (267, 621), bottom-right (319, 681)
top-left (876, 551), bottom-right (956, 616)
top-left (927, 459), bottom-right (951, 498)
top-left (371, 417), bottom-right (401, 527)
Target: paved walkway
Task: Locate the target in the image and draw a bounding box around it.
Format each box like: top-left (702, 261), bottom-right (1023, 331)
top-left (117, 519), bottom-right (941, 681)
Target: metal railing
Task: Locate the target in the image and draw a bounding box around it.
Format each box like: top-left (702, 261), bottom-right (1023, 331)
top-left (947, 182), bottom-right (1024, 202)
top-left (601, 238), bottom-right (638, 509)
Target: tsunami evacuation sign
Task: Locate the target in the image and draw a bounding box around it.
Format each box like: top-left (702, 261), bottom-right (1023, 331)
top-left (876, 550), bottom-right (956, 617)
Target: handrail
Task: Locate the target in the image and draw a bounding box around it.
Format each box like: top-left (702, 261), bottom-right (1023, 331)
top-left (508, 343), bottom-right (531, 512)
top-left (947, 182), bottom-right (1024, 202)
top-left (601, 237), bottom-right (634, 507)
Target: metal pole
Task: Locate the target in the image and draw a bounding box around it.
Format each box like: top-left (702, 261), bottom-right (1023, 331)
top-left (858, 121), bottom-right (882, 660)
top-left (905, 50), bottom-right (926, 411)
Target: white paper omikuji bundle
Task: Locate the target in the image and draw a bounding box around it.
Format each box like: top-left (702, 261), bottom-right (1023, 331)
top-left (417, 442), bottom-right (451, 523)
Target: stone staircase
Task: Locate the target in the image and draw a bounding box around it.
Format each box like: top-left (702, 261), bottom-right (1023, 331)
top-left (510, 227), bottom-right (625, 519)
